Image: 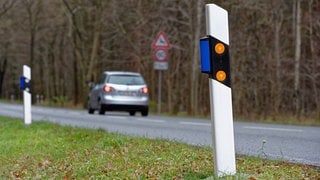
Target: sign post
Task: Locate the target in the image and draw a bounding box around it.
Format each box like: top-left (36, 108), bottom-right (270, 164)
top-left (20, 65), bottom-right (32, 125)
top-left (152, 31), bottom-right (170, 114)
top-left (199, 4), bottom-right (236, 177)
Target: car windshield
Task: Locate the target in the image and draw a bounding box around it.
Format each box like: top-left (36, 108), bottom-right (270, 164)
top-left (107, 75), bottom-right (145, 85)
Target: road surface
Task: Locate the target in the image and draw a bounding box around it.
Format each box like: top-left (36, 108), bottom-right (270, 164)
top-left (0, 102), bottom-right (319, 167)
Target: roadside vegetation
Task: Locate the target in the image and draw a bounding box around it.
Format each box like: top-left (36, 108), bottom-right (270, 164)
top-left (0, 116), bottom-right (319, 179)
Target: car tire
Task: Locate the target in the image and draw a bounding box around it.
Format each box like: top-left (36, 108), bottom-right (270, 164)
top-left (141, 108), bottom-right (148, 117)
top-left (129, 111), bottom-right (136, 116)
top-left (88, 107), bottom-right (94, 114)
top-left (87, 100), bottom-right (95, 114)
top-left (99, 105), bottom-right (105, 115)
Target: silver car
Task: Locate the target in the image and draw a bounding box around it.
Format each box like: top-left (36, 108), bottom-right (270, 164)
top-left (88, 71), bottom-right (149, 116)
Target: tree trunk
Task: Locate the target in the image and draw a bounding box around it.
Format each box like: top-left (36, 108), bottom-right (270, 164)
top-left (190, 0), bottom-right (202, 115)
top-left (308, 0), bottom-right (319, 116)
top-left (274, 6), bottom-right (283, 114)
top-left (0, 57), bottom-right (7, 98)
top-left (86, 0), bottom-right (102, 83)
top-left (294, 0), bottom-right (301, 116)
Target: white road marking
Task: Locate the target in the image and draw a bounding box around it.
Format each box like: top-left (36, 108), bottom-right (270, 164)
top-left (136, 118), bottom-right (165, 123)
top-left (66, 111), bottom-right (80, 115)
top-left (108, 116), bottom-right (127, 120)
top-left (243, 126), bottom-right (303, 133)
top-left (179, 121), bottom-right (210, 126)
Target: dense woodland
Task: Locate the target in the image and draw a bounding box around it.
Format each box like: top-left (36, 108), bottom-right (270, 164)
top-left (0, 0), bottom-right (319, 121)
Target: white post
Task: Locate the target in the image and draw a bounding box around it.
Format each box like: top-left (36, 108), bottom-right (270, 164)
top-left (209, 79), bottom-right (236, 176)
top-left (23, 65), bottom-right (32, 125)
top-left (206, 4), bottom-right (236, 176)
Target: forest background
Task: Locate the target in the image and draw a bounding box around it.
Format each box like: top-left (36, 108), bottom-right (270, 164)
top-left (0, 0), bottom-right (319, 122)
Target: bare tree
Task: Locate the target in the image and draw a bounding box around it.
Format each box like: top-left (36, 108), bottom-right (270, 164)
top-left (0, 0), bottom-right (318, 121)
top-left (294, 0), bottom-right (301, 116)
top-left (0, 0), bottom-right (15, 98)
top-left (190, 0), bottom-right (203, 115)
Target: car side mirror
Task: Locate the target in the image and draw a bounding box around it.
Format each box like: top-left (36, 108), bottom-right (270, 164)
top-left (88, 82), bottom-right (95, 89)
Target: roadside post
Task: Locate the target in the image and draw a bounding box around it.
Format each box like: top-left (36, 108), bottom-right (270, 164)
top-left (151, 31), bottom-right (170, 114)
top-left (20, 65), bottom-right (32, 125)
top-left (199, 4), bottom-right (236, 177)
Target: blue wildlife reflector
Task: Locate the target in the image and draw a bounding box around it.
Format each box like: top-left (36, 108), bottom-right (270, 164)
top-left (20, 76), bottom-right (25, 90)
top-left (200, 37), bottom-right (211, 73)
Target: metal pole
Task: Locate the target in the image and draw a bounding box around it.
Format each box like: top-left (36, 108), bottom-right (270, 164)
top-left (157, 70), bottom-right (162, 114)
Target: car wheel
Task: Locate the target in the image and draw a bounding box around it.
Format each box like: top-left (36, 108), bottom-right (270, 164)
top-left (129, 111), bottom-right (136, 116)
top-left (141, 108), bottom-right (148, 117)
top-left (88, 107), bottom-right (94, 114)
top-left (99, 105), bottom-right (105, 115)
top-left (87, 97), bottom-right (94, 114)
top-left (87, 99), bottom-right (94, 114)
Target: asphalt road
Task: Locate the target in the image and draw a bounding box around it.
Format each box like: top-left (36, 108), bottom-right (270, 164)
top-left (0, 102), bottom-right (319, 167)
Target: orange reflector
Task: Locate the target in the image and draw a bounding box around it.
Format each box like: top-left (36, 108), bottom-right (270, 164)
top-left (216, 70), bottom-right (226, 82)
top-left (215, 43), bottom-right (225, 55)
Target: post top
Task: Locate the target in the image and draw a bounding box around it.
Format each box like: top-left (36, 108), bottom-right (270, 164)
top-left (23, 65), bottom-right (31, 80)
top-left (205, 4), bottom-right (229, 45)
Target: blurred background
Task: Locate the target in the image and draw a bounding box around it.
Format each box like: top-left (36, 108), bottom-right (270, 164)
top-left (0, 0), bottom-right (319, 123)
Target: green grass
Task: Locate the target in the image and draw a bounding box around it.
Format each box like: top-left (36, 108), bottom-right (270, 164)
top-left (0, 116), bottom-right (319, 179)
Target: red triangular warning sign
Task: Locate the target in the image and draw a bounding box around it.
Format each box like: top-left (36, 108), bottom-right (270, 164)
top-left (152, 31), bottom-right (171, 49)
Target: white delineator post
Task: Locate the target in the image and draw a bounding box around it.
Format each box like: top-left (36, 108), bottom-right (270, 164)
top-left (23, 65), bottom-right (32, 125)
top-left (206, 4), bottom-right (236, 176)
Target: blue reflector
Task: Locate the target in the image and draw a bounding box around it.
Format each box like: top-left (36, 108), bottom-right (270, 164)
top-left (200, 37), bottom-right (211, 73)
top-left (20, 77), bottom-right (25, 90)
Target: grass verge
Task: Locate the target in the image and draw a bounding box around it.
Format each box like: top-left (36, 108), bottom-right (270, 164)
top-left (0, 116), bottom-right (319, 179)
